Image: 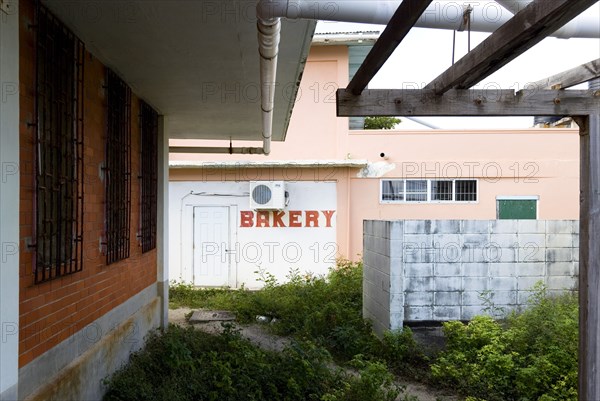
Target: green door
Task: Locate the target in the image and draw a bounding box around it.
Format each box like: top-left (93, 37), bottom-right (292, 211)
top-left (497, 200), bottom-right (537, 220)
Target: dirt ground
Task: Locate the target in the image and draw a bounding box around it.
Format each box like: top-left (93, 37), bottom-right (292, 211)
top-left (168, 308), bottom-right (460, 401)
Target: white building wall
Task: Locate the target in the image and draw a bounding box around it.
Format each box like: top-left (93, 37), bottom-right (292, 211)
top-left (169, 181), bottom-right (338, 288)
top-left (0, 2), bottom-right (21, 399)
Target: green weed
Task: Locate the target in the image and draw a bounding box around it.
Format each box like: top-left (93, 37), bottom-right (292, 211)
top-left (103, 325), bottom-right (404, 401)
top-left (431, 283), bottom-right (578, 401)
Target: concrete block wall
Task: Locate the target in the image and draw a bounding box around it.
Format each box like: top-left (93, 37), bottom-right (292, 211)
top-left (363, 220), bottom-right (579, 333)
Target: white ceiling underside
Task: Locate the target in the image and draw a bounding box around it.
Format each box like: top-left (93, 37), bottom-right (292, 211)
top-left (42, 0), bottom-right (316, 141)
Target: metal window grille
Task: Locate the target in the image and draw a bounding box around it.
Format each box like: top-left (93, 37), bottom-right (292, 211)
top-left (34, 4), bottom-right (85, 284)
top-left (405, 180), bottom-right (428, 202)
top-left (139, 101), bottom-right (158, 253)
top-left (381, 180), bottom-right (404, 201)
top-left (431, 180), bottom-right (453, 201)
top-left (455, 179), bottom-right (478, 201)
top-left (381, 179), bottom-right (478, 203)
top-left (105, 69), bottom-right (132, 265)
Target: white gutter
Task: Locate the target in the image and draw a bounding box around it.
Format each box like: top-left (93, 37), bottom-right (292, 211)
top-left (257, 1), bottom-right (600, 38)
top-left (312, 32), bottom-right (380, 46)
top-left (495, 0), bottom-right (599, 38)
top-left (170, 159), bottom-right (369, 169)
top-left (170, 146), bottom-right (266, 155)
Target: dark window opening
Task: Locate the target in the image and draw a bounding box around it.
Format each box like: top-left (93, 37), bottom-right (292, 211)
top-left (432, 180), bottom-right (453, 201)
top-left (34, 4), bottom-right (85, 283)
top-left (105, 69), bottom-right (132, 265)
top-left (139, 101), bottom-right (158, 253)
top-left (456, 180), bottom-right (478, 202)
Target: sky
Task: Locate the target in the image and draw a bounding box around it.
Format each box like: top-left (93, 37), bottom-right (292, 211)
top-left (316, 2), bottom-right (600, 130)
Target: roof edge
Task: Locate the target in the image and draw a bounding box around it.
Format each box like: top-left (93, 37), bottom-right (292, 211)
top-left (170, 159), bottom-right (369, 169)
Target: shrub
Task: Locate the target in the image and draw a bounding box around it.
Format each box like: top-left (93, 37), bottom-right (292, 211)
top-left (431, 284), bottom-right (578, 401)
top-left (103, 325), bottom-right (401, 401)
top-left (377, 328), bottom-right (428, 377)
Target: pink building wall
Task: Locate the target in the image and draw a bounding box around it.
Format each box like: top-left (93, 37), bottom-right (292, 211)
top-left (170, 44), bottom-right (580, 261)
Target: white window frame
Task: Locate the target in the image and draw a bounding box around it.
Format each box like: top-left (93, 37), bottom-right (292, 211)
top-left (380, 179), bottom-right (479, 204)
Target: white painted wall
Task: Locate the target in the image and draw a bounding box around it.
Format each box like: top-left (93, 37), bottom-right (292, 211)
top-left (0, 2), bottom-right (21, 398)
top-left (169, 181), bottom-right (337, 288)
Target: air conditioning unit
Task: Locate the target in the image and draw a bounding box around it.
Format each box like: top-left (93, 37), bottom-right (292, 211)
top-left (250, 181), bottom-right (287, 210)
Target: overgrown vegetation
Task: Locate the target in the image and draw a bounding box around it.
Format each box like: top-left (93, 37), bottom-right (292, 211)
top-left (103, 325), bottom-right (403, 401)
top-left (170, 260), bottom-right (427, 373)
top-left (116, 262), bottom-right (578, 401)
top-left (432, 283), bottom-right (578, 401)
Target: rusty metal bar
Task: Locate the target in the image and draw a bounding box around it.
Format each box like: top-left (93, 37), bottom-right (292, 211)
top-left (139, 101), bottom-right (158, 253)
top-left (34, 4), bottom-right (84, 283)
top-left (105, 69), bottom-right (132, 265)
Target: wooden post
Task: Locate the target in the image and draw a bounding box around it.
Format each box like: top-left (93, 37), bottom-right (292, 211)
top-left (579, 114), bottom-right (600, 400)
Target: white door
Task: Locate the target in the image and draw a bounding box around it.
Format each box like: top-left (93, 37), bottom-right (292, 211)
top-left (193, 206), bottom-right (230, 287)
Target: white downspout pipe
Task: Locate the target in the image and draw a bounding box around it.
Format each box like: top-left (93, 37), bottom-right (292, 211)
top-left (257, 17), bottom-right (281, 156)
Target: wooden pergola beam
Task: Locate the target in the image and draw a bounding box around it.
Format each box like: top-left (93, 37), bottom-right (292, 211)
top-left (424, 0), bottom-right (598, 94)
top-left (345, 0), bottom-right (433, 95)
top-left (532, 58), bottom-right (600, 90)
top-left (337, 89), bottom-right (600, 117)
top-left (578, 113), bottom-right (600, 400)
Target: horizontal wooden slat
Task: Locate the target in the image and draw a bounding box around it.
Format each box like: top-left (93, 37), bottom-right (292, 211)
top-left (531, 58), bottom-right (600, 90)
top-left (337, 89), bottom-right (600, 117)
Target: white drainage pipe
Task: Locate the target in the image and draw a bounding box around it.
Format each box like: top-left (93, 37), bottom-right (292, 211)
top-left (257, 17), bottom-right (281, 156)
top-left (257, 1), bottom-right (599, 38)
top-left (495, 0), bottom-right (600, 38)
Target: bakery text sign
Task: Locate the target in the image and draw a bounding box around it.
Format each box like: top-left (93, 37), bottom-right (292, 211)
top-left (240, 210), bottom-right (335, 228)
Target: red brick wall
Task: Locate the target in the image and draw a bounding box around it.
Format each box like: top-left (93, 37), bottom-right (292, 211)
top-left (18, 0), bottom-right (157, 368)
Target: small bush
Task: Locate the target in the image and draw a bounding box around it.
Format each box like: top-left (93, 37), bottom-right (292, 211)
top-left (431, 284), bottom-right (578, 401)
top-left (377, 328), bottom-right (428, 377)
